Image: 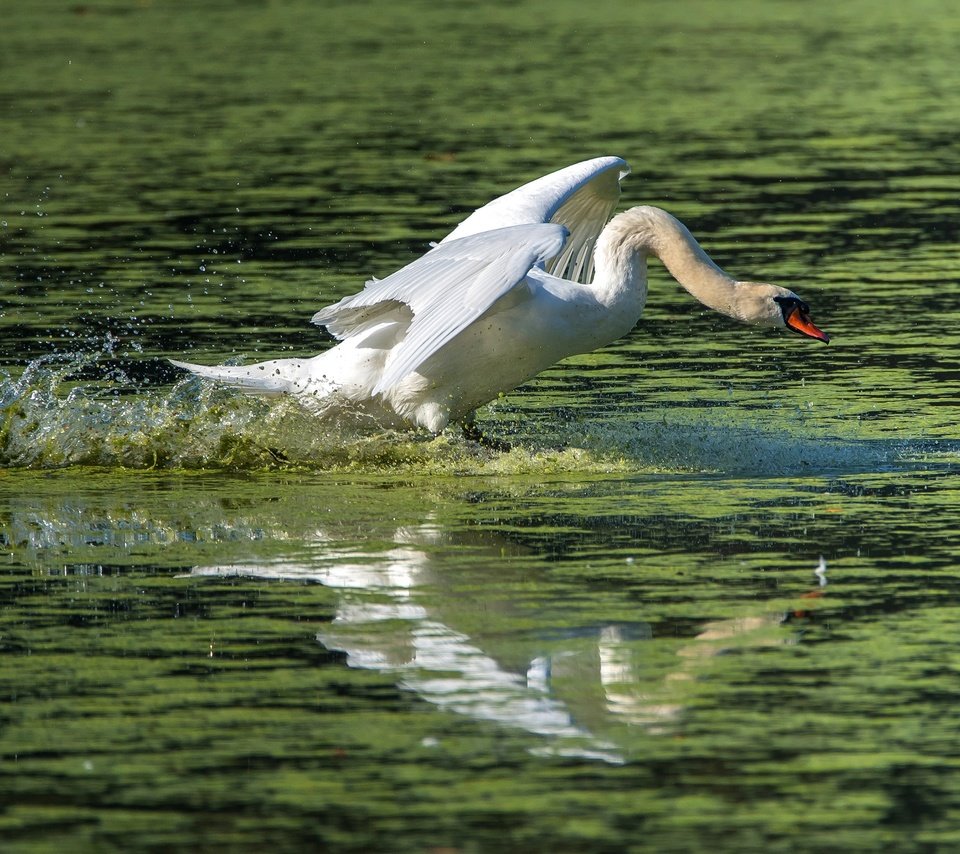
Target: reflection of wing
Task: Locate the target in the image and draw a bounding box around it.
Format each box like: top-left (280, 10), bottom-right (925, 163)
top-left (189, 551), bottom-right (622, 762)
top-left (312, 223), bottom-right (568, 394)
top-left (441, 156), bottom-right (630, 284)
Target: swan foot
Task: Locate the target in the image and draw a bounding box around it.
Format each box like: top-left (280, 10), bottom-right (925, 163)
top-left (460, 420), bottom-right (511, 452)
top-left (265, 446), bottom-right (289, 463)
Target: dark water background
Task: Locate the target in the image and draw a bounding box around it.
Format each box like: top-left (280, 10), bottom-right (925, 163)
top-left (4, 1), bottom-right (960, 850)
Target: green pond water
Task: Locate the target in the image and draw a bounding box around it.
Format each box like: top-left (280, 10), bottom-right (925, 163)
top-left (4, 0), bottom-right (960, 850)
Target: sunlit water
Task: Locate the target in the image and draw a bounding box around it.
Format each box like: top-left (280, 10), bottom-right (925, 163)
top-left (4, 0), bottom-right (960, 850)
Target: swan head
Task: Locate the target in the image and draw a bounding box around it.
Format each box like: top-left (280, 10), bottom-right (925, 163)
top-left (736, 283), bottom-right (830, 343)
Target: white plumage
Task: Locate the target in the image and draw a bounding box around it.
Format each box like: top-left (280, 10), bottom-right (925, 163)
top-left (172, 156), bottom-right (827, 434)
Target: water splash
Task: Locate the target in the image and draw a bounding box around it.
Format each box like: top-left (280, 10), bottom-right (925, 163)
top-left (0, 351), bottom-right (944, 474)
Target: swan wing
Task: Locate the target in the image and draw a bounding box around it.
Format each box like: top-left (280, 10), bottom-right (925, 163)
top-left (440, 156), bottom-right (630, 283)
top-left (312, 222), bottom-right (569, 394)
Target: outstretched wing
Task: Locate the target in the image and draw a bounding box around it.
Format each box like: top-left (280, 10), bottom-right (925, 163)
top-left (440, 156), bottom-right (630, 283)
top-left (312, 222), bottom-right (569, 394)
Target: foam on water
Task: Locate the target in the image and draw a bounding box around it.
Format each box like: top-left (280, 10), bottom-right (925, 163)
top-left (0, 351), bottom-right (944, 475)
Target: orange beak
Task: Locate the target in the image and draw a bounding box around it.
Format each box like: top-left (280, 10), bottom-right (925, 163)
top-left (785, 306), bottom-right (830, 343)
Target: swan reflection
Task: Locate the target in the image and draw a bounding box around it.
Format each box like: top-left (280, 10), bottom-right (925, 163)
top-left (2, 488), bottom-right (804, 762)
top-left (189, 523), bottom-right (795, 762)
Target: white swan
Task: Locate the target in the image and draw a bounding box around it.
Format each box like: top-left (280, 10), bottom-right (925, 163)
top-left (172, 156), bottom-right (829, 433)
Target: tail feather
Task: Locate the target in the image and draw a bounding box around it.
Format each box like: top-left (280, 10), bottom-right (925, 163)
top-left (170, 358), bottom-right (305, 397)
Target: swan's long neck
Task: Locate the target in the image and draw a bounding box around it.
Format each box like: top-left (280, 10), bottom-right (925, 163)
top-left (593, 206), bottom-right (740, 318)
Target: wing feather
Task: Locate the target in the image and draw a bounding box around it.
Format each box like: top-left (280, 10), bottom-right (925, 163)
top-left (441, 156), bottom-right (629, 284)
top-left (311, 223), bottom-right (569, 394)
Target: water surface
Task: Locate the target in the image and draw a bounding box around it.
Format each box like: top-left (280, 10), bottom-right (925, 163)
top-left (3, 0), bottom-right (960, 850)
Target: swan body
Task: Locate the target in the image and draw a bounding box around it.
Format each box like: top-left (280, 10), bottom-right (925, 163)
top-left (172, 157), bottom-right (828, 433)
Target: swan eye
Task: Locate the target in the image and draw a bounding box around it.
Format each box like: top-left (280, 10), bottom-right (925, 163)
top-left (773, 295), bottom-right (808, 319)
